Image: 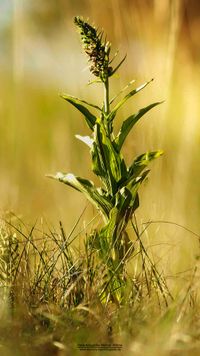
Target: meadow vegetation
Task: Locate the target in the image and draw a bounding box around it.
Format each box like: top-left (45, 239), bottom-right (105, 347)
top-left (1, 1), bottom-right (200, 355)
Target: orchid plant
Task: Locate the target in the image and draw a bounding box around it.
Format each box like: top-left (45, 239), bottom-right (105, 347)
top-left (48, 17), bottom-right (163, 301)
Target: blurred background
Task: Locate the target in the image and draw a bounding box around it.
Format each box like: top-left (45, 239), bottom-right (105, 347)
top-left (1, 0), bottom-right (200, 271)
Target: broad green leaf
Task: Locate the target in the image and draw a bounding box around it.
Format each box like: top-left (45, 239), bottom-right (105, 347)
top-left (116, 171), bottom-right (149, 211)
top-left (109, 79), bottom-right (153, 121)
top-left (115, 102), bottom-right (162, 150)
top-left (102, 187), bottom-right (135, 243)
top-left (60, 94), bottom-right (97, 130)
top-left (48, 172), bottom-right (112, 219)
top-left (115, 187), bottom-right (132, 215)
top-left (92, 124), bottom-right (116, 193)
top-left (116, 177), bottom-right (143, 214)
top-left (91, 140), bottom-right (108, 188)
top-left (128, 151), bottom-right (163, 179)
top-left (92, 122), bottom-right (127, 194)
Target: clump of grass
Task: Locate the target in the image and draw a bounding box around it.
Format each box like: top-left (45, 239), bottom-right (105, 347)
top-left (0, 216), bottom-right (199, 355)
top-left (0, 222), bottom-right (19, 316)
top-left (48, 17), bottom-right (165, 303)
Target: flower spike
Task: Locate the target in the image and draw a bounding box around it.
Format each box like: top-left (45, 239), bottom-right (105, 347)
top-left (74, 16), bottom-right (113, 82)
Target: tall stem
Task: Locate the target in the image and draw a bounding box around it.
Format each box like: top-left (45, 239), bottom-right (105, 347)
top-left (104, 78), bottom-right (110, 135)
top-left (104, 78), bottom-right (110, 116)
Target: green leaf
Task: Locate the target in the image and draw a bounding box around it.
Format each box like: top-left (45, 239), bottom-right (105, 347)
top-left (60, 94), bottom-right (97, 130)
top-left (115, 102), bottom-right (163, 150)
top-left (91, 140), bottom-right (108, 184)
top-left (102, 186), bottom-right (138, 242)
top-left (128, 151), bottom-right (163, 179)
top-left (110, 79), bottom-right (135, 105)
top-left (127, 169), bottom-right (150, 192)
top-left (61, 94), bottom-right (101, 111)
top-left (109, 79), bottom-right (154, 121)
top-left (115, 187), bottom-right (132, 212)
top-left (48, 172), bottom-right (112, 219)
top-left (105, 189), bottom-right (131, 238)
top-left (91, 122), bottom-right (127, 194)
top-left (114, 170), bottom-right (149, 214)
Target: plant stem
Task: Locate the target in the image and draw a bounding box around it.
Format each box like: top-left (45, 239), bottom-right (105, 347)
top-left (104, 78), bottom-right (110, 135)
top-left (104, 78), bottom-right (110, 116)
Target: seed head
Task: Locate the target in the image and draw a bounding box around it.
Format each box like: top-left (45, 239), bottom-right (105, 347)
top-left (74, 16), bottom-right (113, 81)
